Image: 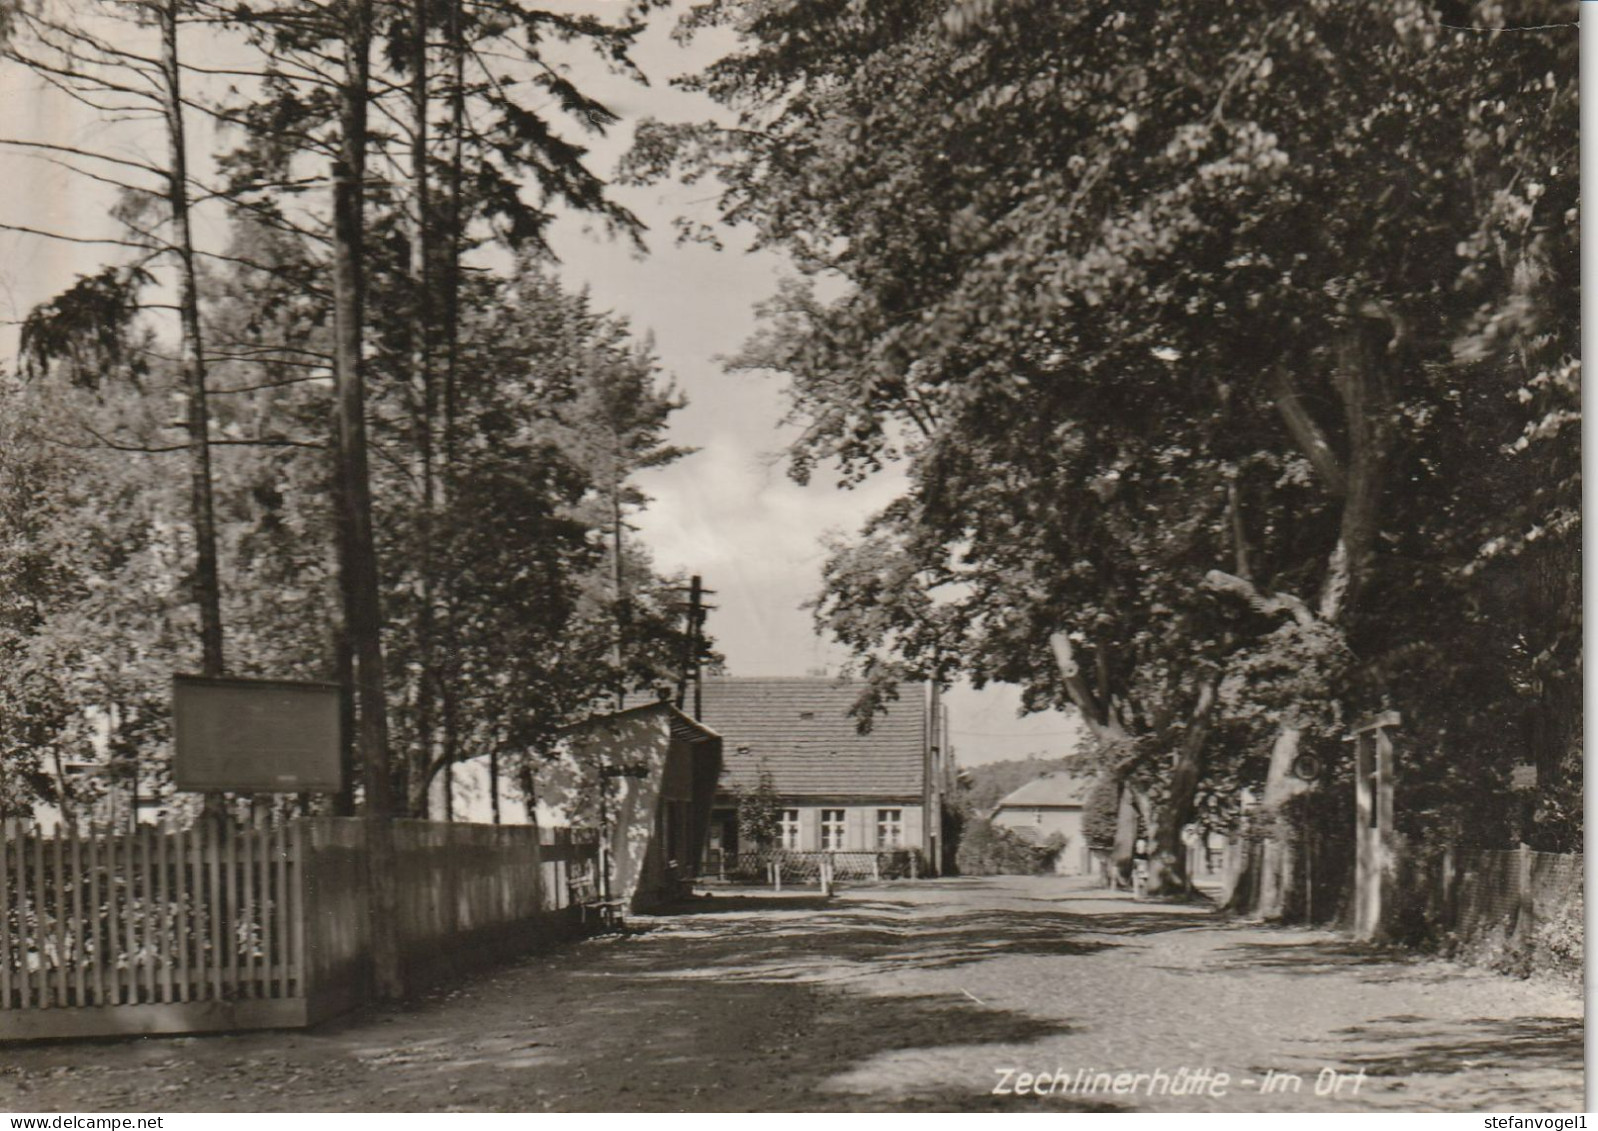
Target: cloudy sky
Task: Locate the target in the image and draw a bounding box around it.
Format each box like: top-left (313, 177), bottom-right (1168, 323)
top-left (0, 1), bottom-right (1086, 766)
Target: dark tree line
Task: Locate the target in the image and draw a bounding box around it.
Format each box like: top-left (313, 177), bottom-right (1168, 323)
top-left (0, 0), bottom-right (699, 859)
top-left (629, 0), bottom-right (1579, 910)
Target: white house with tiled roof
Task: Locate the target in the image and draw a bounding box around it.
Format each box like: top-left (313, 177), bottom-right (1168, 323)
top-left (991, 771), bottom-right (1094, 874)
top-left (695, 677), bottom-right (941, 869)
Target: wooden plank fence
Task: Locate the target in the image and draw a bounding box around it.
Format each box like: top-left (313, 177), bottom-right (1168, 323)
top-left (0, 820), bottom-right (303, 1040)
top-left (1, 818), bottom-right (600, 1041)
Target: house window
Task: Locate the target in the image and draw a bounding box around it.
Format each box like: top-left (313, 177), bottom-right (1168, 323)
top-left (876, 809), bottom-right (903, 849)
top-left (821, 809), bottom-right (846, 850)
top-left (781, 809), bottom-right (801, 849)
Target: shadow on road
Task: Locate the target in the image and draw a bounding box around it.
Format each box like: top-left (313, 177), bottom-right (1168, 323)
top-left (1049, 909), bottom-right (1223, 936)
top-left (529, 976), bottom-right (1105, 1112)
top-left (1330, 1015), bottom-right (1584, 1078)
top-left (281, 894), bottom-right (1129, 1111)
top-left (659, 894), bottom-right (905, 916)
top-left (606, 905), bottom-right (1121, 983)
top-left (1209, 937), bottom-right (1441, 981)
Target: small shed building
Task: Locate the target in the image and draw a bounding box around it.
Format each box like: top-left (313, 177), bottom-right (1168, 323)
top-left (990, 771), bottom-right (1094, 874)
top-left (562, 701), bottom-right (723, 913)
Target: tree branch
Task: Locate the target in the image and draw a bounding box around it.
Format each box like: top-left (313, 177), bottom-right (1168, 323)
top-left (0, 138), bottom-right (165, 177)
top-left (6, 149), bottom-right (158, 199)
top-left (0, 221), bottom-right (154, 251)
top-left (1271, 366), bottom-right (1347, 497)
top-left (212, 372), bottom-right (334, 393)
top-left (75, 422), bottom-right (322, 452)
top-left (1048, 631), bottom-right (1129, 742)
top-left (17, 9), bottom-right (165, 70)
top-left (1203, 569), bottom-right (1316, 628)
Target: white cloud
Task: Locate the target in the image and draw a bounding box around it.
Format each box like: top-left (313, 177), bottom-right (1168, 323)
top-left (632, 426), bottom-right (906, 675)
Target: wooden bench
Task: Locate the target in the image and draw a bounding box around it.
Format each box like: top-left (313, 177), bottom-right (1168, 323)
top-left (568, 870), bottom-right (626, 930)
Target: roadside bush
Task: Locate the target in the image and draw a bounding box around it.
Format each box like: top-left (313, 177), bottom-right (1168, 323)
top-left (876, 848), bottom-right (925, 879)
top-left (1533, 887), bottom-right (1583, 983)
top-left (1390, 843), bottom-right (1583, 984)
top-left (955, 818), bottom-right (1056, 876)
top-left (1083, 775), bottom-right (1119, 853)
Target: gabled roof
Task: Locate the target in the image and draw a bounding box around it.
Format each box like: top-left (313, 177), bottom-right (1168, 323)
top-left (561, 698), bottom-right (721, 746)
top-left (696, 677), bottom-right (926, 799)
top-left (994, 771), bottom-right (1093, 811)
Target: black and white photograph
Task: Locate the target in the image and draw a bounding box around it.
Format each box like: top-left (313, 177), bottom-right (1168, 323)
top-left (0, 0), bottom-right (1583, 1116)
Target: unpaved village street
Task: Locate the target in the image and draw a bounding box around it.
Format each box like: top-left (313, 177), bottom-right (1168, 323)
top-left (0, 876), bottom-right (1583, 1113)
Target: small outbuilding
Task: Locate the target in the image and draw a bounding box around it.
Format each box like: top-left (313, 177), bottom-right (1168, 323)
top-left (562, 701), bottom-right (723, 913)
top-left (990, 771), bottom-right (1094, 874)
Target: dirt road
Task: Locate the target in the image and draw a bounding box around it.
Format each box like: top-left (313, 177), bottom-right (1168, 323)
top-left (0, 876), bottom-right (1582, 1112)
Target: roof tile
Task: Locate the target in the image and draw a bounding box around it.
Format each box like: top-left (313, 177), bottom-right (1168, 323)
top-left (994, 771), bottom-right (1094, 810)
top-left (695, 677), bottom-right (926, 799)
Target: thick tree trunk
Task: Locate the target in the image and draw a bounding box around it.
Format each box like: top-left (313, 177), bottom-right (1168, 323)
top-left (1253, 723), bottom-right (1306, 919)
top-left (333, 618), bottom-right (356, 817)
top-left (161, 0), bottom-right (229, 833)
top-left (1244, 315), bottom-right (1398, 921)
top-left (1112, 783), bottom-right (1137, 888)
top-left (612, 485), bottom-right (627, 709)
top-left (1331, 320), bottom-right (1394, 617)
top-left (1146, 677), bottom-right (1217, 897)
top-left (331, 0), bottom-right (401, 1000)
top-left (333, 27), bottom-right (384, 815)
top-left (160, 0), bottom-right (223, 680)
top-left (408, 0), bottom-right (438, 818)
top-left (436, 0), bottom-right (467, 815)
top-left (1525, 447), bottom-right (1582, 806)
top-left (1049, 632), bottom-right (1177, 892)
top-left (1205, 567), bottom-right (1319, 918)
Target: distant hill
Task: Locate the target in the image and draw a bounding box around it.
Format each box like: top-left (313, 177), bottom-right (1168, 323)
top-left (959, 755), bottom-right (1080, 815)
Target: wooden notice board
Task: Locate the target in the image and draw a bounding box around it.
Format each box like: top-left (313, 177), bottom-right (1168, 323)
top-left (173, 674), bottom-right (346, 793)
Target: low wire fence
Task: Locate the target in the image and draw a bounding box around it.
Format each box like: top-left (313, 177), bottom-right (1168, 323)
top-left (1223, 838), bottom-right (1582, 980)
top-left (1402, 846), bottom-right (1582, 980)
top-left (705, 849), bottom-right (925, 885)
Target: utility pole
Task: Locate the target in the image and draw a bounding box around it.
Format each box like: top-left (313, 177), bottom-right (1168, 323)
top-left (690, 575), bottom-right (705, 720)
top-left (673, 576), bottom-right (716, 719)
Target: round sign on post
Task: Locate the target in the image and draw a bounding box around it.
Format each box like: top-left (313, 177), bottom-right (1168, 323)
top-left (1291, 752), bottom-right (1322, 782)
